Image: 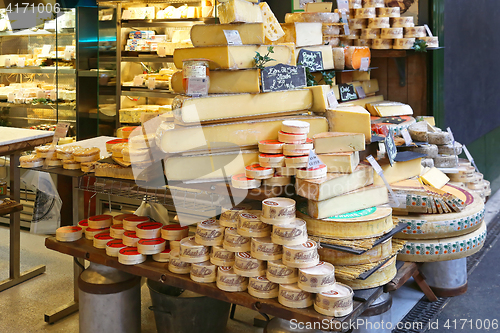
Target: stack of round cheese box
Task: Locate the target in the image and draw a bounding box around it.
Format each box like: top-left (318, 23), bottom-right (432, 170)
top-left (231, 120), bottom-right (327, 190)
top-left (342, 0), bottom-right (438, 49)
top-left (447, 159), bottom-right (491, 202)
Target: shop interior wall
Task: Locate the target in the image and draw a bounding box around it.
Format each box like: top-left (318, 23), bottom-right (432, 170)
top-left (443, 0), bottom-right (500, 192)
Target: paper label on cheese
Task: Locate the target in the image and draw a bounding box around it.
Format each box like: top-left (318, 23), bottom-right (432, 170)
top-left (184, 65), bottom-right (207, 78)
top-left (327, 90), bottom-right (338, 108)
top-left (187, 77), bottom-right (209, 96)
top-left (148, 77), bottom-right (155, 90)
top-left (366, 155), bottom-right (400, 206)
top-left (402, 128), bottom-right (412, 145)
top-left (18, 57), bottom-right (25, 68)
top-left (223, 30), bottom-right (243, 45)
top-left (307, 149), bottom-right (325, 169)
top-left (356, 86), bottom-right (366, 99)
top-left (133, 76), bottom-right (143, 86)
top-left (359, 57), bottom-right (370, 71)
top-left (337, 0), bottom-right (349, 12)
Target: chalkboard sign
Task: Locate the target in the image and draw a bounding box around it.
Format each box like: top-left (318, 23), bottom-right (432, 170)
top-left (339, 83), bottom-right (357, 102)
top-left (385, 131), bottom-right (397, 167)
top-left (297, 49), bottom-right (323, 72)
top-left (261, 64), bottom-right (307, 92)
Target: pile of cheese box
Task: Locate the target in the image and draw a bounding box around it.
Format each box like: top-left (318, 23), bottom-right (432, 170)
top-left (343, 0), bottom-right (439, 49)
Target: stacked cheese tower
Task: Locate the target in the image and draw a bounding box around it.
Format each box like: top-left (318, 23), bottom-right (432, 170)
top-left (342, 0), bottom-right (439, 49)
top-left (21, 144), bottom-right (100, 172)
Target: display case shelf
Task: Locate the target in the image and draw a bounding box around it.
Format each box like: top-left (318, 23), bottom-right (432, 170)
top-left (121, 17), bottom-right (217, 27)
top-left (121, 89), bottom-right (176, 98)
top-left (0, 67), bottom-right (75, 74)
top-left (0, 102), bottom-right (75, 110)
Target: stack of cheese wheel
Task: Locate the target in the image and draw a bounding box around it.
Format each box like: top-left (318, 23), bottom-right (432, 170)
top-left (161, 224), bottom-right (189, 257)
top-left (136, 221), bottom-right (166, 255)
top-left (56, 226), bottom-right (83, 242)
top-left (84, 215), bottom-right (112, 240)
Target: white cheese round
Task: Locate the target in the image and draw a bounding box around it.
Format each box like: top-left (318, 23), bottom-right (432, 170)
top-left (210, 245), bottom-right (236, 266)
top-left (261, 198), bottom-right (296, 225)
top-left (282, 139), bottom-right (314, 156)
top-left (285, 156), bottom-right (309, 168)
top-left (281, 120), bottom-right (310, 134)
top-left (223, 227), bottom-right (251, 252)
top-left (118, 247), bottom-right (146, 265)
top-left (377, 7), bottom-right (400, 17)
top-left (404, 26), bottom-right (426, 38)
top-left (85, 227), bottom-right (110, 240)
top-left (278, 131), bottom-right (307, 144)
top-left (93, 232), bottom-right (114, 249)
top-left (152, 248), bottom-right (171, 262)
top-left (237, 211), bottom-right (271, 238)
top-left (136, 221), bottom-right (163, 239)
top-left (381, 27), bottom-right (403, 39)
top-left (248, 276), bottom-right (279, 299)
top-left (161, 224), bottom-right (189, 241)
top-left (168, 255), bottom-right (192, 274)
top-left (137, 238), bottom-right (166, 255)
top-left (56, 226), bottom-right (83, 242)
top-left (259, 153), bottom-right (285, 168)
top-left (251, 237), bottom-right (283, 261)
top-left (354, 7), bottom-right (376, 18)
top-left (105, 239), bottom-right (127, 257)
top-left (278, 283), bottom-right (314, 308)
top-left (110, 224), bottom-right (125, 239)
top-left (271, 218), bottom-right (308, 246)
top-left (78, 219), bottom-right (88, 232)
top-left (371, 38), bottom-right (393, 49)
top-left (245, 163), bottom-right (274, 180)
top-left (298, 261), bottom-right (336, 293)
top-left (258, 140), bottom-right (284, 154)
top-left (219, 205), bottom-right (253, 228)
top-left (122, 230), bottom-right (139, 246)
top-left (360, 28), bottom-right (380, 39)
top-left (195, 219), bottom-right (225, 246)
top-left (231, 173), bottom-right (262, 189)
top-left (180, 236), bottom-right (210, 263)
top-left (267, 260), bottom-right (299, 284)
top-left (391, 16), bottom-right (414, 28)
top-left (314, 283), bottom-right (354, 317)
top-left (123, 216), bottom-right (150, 231)
top-left (348, 18), bottom-right (368, 30)
top-left (363, 0), bottom-right (384, 7)
top-left (233, 252), bottom-right (266, 277)
top-left (216, 266), bottom-right (248, 292)
top-left (367, 17), bottom-right (389, 28)
top-left (190, 260), bottom-right (217, 283)
top-left (283, 240), bottom-right (320, 268)
top-left (296, 165), bottom-right (327, 180)
top-left (88, 214), bottom-right (113, 229)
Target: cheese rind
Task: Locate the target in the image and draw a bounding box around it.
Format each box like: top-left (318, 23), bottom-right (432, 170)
top-left (371, 158), bottom-right (422, 185)
top-left (304, 85), bottom-right (330, 112)
top-left (318, 151), bottom-right (360, 173)
top-left (325, 106), bottom-right (372, 143)
top-left (259, 2), bottom-right (285, 41)
top-left (366, 101), bottom-right (413, 117)
top-left (313, 132), bottom-right (365, 154)
top-left (276, 22), bottom-right (323, 47)
top-left (217, 0), bottom-right (263, 24)
top-left (296, 165), bottom-right (373, 201)
top-left (173, 90), bottom-right (312, 124)
top-left (308, 185), bottom-right (389, 219)
top-left (173, 45), bottom-right (295, 70)
top-left (344, 46), bottom-right (371, 70)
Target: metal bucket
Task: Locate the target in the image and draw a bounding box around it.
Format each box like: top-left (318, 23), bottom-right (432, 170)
top-left (352, 292), bottom-right (392, 333)
top-left (420, 258), bottom-right (468, 297)
top-left (147, 279), bottom-right (231, 333)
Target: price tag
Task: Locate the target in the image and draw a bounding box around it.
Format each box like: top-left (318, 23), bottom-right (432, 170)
top-left (7, 92), bottom-right (15, 103)
top-left (307, 149), bottom-right (326, 170)
top-left (223, 30), bottom-right (243, 46)
top-left (402, 128), bottom-right (413, 146)
top-left (327, 90), bottom-right (338, 108)
top-left (4, 57), bottom-right (10, 68)
top-left (384, 131), bottom-right (397, 166)
top-left (36, 90), bottom-right (45, 99)
top-left (446, 127), bottom-right (459, 165)
top-left (424, 24), bottom-right (433, 37)
top-left (122, 9), bottom-right (132, 20)
top-left (157, 44), bottom-right (166, 57)
top-left (355, 86), bottom-right (366, 99)
top-left (342, 11), bottom-right (350, 36)
top-left (463, 145), bottom-right (480, 173)
top-left (337, 0), bottom-right (349, 12)
top-left (133, 75), bottom-right (144, 86)
top-left (49, 90), bottom-right (57, 101)
top-left (64, 46), bottom-right (72, 61)
top-left (187, 77), bottom-right (209, 97)
top-left (42, 44), bottom-right (52, 55)
top-left (17, 57), bottom-right (25, 68)
top-left (54, 123), bottom-right (70, 140)
top-left (148, 77), bottom-right (155, 90)
top-left (359, 57), bottom-right (370, 71)
top-left (366, 155), bottom-right (400, 207)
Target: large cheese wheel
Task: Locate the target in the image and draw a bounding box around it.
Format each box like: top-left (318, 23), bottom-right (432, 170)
top-left (319, 238), bottom-right (392, 266)
top-left (337, 256), bottom-right (397, 290)
top-left (297, 203), bottom-right (393, 239)
top-left (395, 187), bottom-right (484, 240)
top-left (398, 221), bottom-right (487, 262)
top-left (344, 46), bottom-right (370, 70)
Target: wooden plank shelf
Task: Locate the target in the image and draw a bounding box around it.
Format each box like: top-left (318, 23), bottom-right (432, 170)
top-left (45, 236), bottom-right (384, 331)
top-left (0, 200), bottom-right (23, 216)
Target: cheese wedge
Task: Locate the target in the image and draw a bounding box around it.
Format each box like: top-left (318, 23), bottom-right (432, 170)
top-left (275, 22), bottom-right (323, 47)
top-left (164, 150), bottom-right (259, 181)
top-left (332, 47), bottom-right (345, 70)
top-left (339, 95), bottom-right (384, 107)
top-left (313, 132), bottom-right (366, 154)
top-left (371, 158), bottom-right (422, 185)
top-left (318, 151), bottom-right (360, 173)
top-left (259, 2), bottom-right (285, 41)
top-left (158, 116), bottom-right (327, 154)
top-left (218, 0), bottom-right (263, 24)
top-left (296, 45), bottom-right (334, 70)
top-left (173, 45), bottom-right (295, 70)
top-left (308, 185), bottom-right (389, 219)
top-left (344, 46), bottom-right (371, 70)
top-left (350, 79), bottom-right (379, 95)
top-left (190, 23), bottom-right (265, 46)
top-left (421, 167), bottom-right (450, 189)
top-left (296, 165), bottom-right (374, 201)
top-left (325, 105), bottom-right (371, 143)
top-left (304, 85), bottom-right (330, 113)
top-left (170, 70), bottom-right (260, 94)
top-left (172, 90), bottom-right (312, 124)
top-left (366, 101), bottom-right (413, 117)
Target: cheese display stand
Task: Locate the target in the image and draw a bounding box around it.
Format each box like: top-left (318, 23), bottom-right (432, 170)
top-left (27, 0), bottom-right (489, 331)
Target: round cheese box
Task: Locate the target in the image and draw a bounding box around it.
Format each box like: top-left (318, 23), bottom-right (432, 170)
top-left (168, 255), bottom-right (191, 274)
top-left (78, 219), bottom-right (88, 232)
top-left (404, 26), bottom-right (426, 38)
top-left (122, 230), bottom-right (139, 247)
top-left (360, 28), bottom-right (380, 39)
top-left (278, 131), bottom-right (307, 144)
top-left (113, 213), bottom-right (136, 225)
top-left (93, 232), bottom-right (114, 249)
top-left (278, 283), bottom-right (314, 309)
top-left (152, 248), bottom-right (171, 262)
top-left (251, 237), bottom-right (283, 261)
top-left (231, 173), bottom-right (261, 189)
top-left (88, 214), bottom-right (113, 229)
top-left (56, 226), bottom-right (83, 242)
top-left (275, 167), bottom-right (296, 176)
top-left (267, 260), bottom-right (299, 284)
top-left (180, 236), bottom-right (210, 263)
top-left (110, 224), bottom-right (125, 239)
top-left (219, 205), bottom-right (253, 228)
top-left (106, 239), bottom-right (127, 257)
top-left (367, 17), bottom-right (390, 28)
top-left (211, 245), bottom-right (236, 266)
top-left (348, 18), bottom-right (367, 30)
top-left (354, 7), bottom-right (376, 18)
top-left (161, 224), bottom-right (189, 241)
top-left (118, 247), bottom-right (146, 265)
top-left (85, 227), bottom-right (110, 240)
top-left (377, 7), bottom-right (400, 17)
top-left (259, 140), bottom-right (284, 154)
top-left (248, 276), bottom-right (279, 299)
top-left (136, 221), bottom-right (163, 239)
top-left (363, 0), bottom-right (384, 7)
top-left (381, 27), bottom-right (403, 39)
top-left (296, 165), bottom-right (327, 180)
top-left (123, 216), bottom-right (150, 231)
top-left (393, 38), bottom-right (416, 50)
top-left (261, 198), bottom-right (296, 225)
top-left (245, 164), bottom-right (274, 180)
top-left (223, 227), bottom-right (251, 252)
top-left (283, 240), bottom-right (320, 269)
top-left (281, 120), bottom-right (310, 134)
top-left (216, 266), bottom-right (248, 292)
top-left (314, 283), bottom-right (354, 317)
top-left (170, 240), bottom-right (181, 257)
top-left (271, 218), bottom-right (308, 246)
top-left (285, 155), bottom-right (309, 168)
top-left (298, 261), bottom-right (336, 293)
top-left (137, 238), bottom-right (166, 255)
top-left (263, 174), bottom-right (292, 187)
top-left (190, 260), bottom-right (217, 283)
top-left (371, 38), bottom-right (393, 49)
top-left (237, 211), bottom-right (271, 238)
top-left (259, 153), bottom-right (285, 168)
top-left (391, 16), bottom-right (414, 28)
top-left (195, 219), bottom-right (224, 246)
top-left (233, 252), bottom-right (266, 277)
top-left (282, 139), bottom-right (313, 157)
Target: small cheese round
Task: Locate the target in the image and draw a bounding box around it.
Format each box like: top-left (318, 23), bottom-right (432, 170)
top-left (93, 232), bottom-right (113, 249)
top-left (237, 211), bottom-right (271, 238)
top-left (137, 237), bottom-right (166, 255)
top-left (418, 36), bottom-right (439, 48)
top-left (271, 218), bottom-right (308, 246)
top-left (122, 230), bottom-right (139, 247)
top-left (283, 240), bottom-right (320, 268)
top-left (391, 16), bottom-right (414, 28)
top-left (278, 283), bottom-right (314, 308)
top-left (216, 266), bottom-right (248, 292)
top-left (428, 132), bottom-right (452, 145)
top-left (219, 205), bottom-right (253, 228)
top-left (179, 236), bottom-right (210, 263)
top-left (190, 260), bottom-right (217, 283)
top-left (85, 227), bottom-right (110, 240)
top-left (258, 140), bottom-right (284, 154)
top-left (259, 153), bottom-right (285, 168)
top-left (282, 139), bottom-right (313, 157)
top-left (233, 252), bottom-right (266, 277)
top-left (363, 0), bottom-right (384, 7)
top-left (245, 164), bottom-right (274, 180)
top-left (110, 224), bottom-right (125, 239)
top-left (20, 155), bottom-right (44, 168)
top-left (123, 216), bottom-right (150, 231)
top-left (195, 219), bottom-right (225, 246)
top-left (261, 198), bottom-right (296, 225)
top-left (223, 227), bottom-right (251, 252)
top-left (314, 284), bottom-right (354, 317)
top-left (285, 156), bottom-right (309, 168)
top-left (381, 27), bottom-right (403, 39)
top-left (393, 38), bottom-right (416, 49)
top-left (251, 236), bottom-right (283, 261)
top-left (296, 165), bottom-right (328, 180)
top-left (354, 7), bottom-right (376, 18)
top-left (210, 245), bottom-right (236, 266)
top-left (278, 131), bottom-right (307, 144)
top-left (297, 261), bottom-right (336, 293)
top-left (368, 17), bottom-right (389, 28)
top-left (263, 174), bottom-right (292, 187)
top-left (113, 214), bottom-right (137, 225)
top-left (231, 173), bottom-right (261, 189)
top-left (248, 276), bottom-right (279, 299)
top-left (118, 247), bottom-right (146, 265)
top-left (105, 239), bottom-right (127, 257)
top-left (348, 18), bottom-right (368, 30)
top-left (168, 255), bottom-right (191, 274)
top-left (360, 28), bottom-right (380, 39)
top-left (88, 214), bottom-right (113, 229)
top-left (281, 120), bottom-right (310, 134)
top-left (136, 221), bottom-right (163, 239)
top-left (371, 38), bottom-right (393, 49)
top-left (404, 26), bottom-right (426, 38)
top-left (377, 7), bottom-right (400, 17)
top-left (161, 224), bottom-right (189, 241)
top-left (267, 260), bottom-right (298, 284)
top-left (56, 226), bottom-right (83, 242)
top-left (78, 219), bottom-right (88, 232)
top-left (152, 248), bottom-right (171, 262)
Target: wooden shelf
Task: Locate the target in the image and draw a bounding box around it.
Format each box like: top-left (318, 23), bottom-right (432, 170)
top-left (0, 200), bottom-right (23, 216)
top-left (371, 47), bottom-right (444, 58)
top-left (45, 236), bottom-right (384, 331)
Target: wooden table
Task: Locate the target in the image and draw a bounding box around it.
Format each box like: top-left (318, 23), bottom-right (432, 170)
top-left (45, 237), bottom-right (384, 331)
top-left (0, 127), bottom-right (53, 292)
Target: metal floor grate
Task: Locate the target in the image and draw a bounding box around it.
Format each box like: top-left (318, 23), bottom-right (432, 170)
top-left (392, 215), bottom-right (500, 333)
